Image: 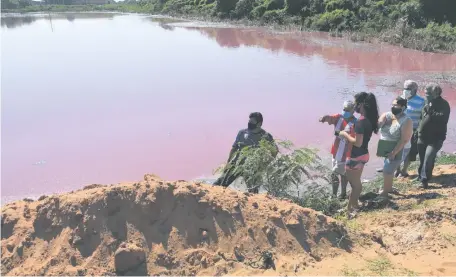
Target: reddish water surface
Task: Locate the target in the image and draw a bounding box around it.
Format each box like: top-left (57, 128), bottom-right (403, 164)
top-left (2, 14), bottom-right (456, 203)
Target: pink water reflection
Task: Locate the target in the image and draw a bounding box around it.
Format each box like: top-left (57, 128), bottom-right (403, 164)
top-left (1, 14), bottom-right (455, 203)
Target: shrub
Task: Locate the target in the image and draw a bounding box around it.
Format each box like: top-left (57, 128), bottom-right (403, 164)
top-left (264, 0), bottom-right (284, 10)
top-left (399, 0), bottom-right (425, 27)
top-left (419, 0), bottom-right (456, 25)
top-left (284, 0), bottom-right (306, 15)
top-left (388, 9), bottom-right (401, 20)
top-left (300, 0), bottom-right (325, 17)
top-left (414, 22), bottom-right (456, 52)
top-left (262, 9), bottom-right (286, 23)
top-left (215, 0), bottom-right (238, 13)
top-left (162, 0), bottom-right (195, 13)
top-left (312, 9), bottom-right (357, 31)
top-left (251, 4), bottom-right (267, 18)
top-left (214, 139), bottom-right (342, 215)
top-left (324, 0), bottom-right (353, 12)
top-left (233, 0), bottom-right (255, 18)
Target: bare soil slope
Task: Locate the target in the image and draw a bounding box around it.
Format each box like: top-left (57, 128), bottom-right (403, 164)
top-left (2, 165), bottom-right (456, 276)
top-left (1, 174), bottom-right (351, 276)
top-left (308, 164), bottom-right (456, 276)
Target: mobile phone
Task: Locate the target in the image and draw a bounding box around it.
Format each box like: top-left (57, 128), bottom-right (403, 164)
top-left (334, 131), bottom-right (340, 136)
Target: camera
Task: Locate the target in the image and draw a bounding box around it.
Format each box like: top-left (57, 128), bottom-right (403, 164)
top-left (334, 131), bottom-right (340, 136)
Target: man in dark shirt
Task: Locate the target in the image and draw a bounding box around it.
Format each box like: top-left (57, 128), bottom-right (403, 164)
top-left (417, 83), bottom-right (451, 188)
top-left (213, 112), bottom-right (278, 193)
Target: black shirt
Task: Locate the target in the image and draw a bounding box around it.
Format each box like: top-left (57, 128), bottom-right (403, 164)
top-left (418, 96), bottom-right (451, 143)
top-left (350, 116), bottom-right (373, 158)
top-left (233, 128), bottom-right (274, 150)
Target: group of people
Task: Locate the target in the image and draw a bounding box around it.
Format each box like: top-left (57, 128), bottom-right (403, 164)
top-left (213, 80), bottom-right (450, 219)
top-left (321, 80), bottom-right (450, 217)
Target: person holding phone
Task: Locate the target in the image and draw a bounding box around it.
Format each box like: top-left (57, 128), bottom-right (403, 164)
top-left (377, 97), bottom-right (413, 198)
top-left (319, 100), bottom-right (357, 199)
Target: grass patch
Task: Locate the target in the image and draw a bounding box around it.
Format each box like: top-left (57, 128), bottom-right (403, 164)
top-left (393, 179), bottom-right (414, 193)
top-left (407, 153), bottom-right (456, 171)
top-left (402, 198), bottom-right (438, 211)
top-left (400, 268), bottom-right (418, 277)
top-left (341, 265), bottom-right (361, 277)
top-left (335, 214), bottom-right (364, 232)
top-left (362, 176), bottom-right (383, 193)
top-left (436, 153), bottom-right (456, 165)
top-left (366, 255), bottom-right (393, 276)
top-left (442, 233), bottom-right (456, 245)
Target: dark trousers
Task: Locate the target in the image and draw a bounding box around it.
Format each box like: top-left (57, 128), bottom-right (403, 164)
top-left (417, 139), bottom-right (443, 181)
top-left (213, 162), bottom-right (260, 194)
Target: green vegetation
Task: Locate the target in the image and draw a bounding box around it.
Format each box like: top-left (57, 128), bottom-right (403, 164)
top-left (214, 138), bottom-right (456, 217)
top-left (406, 151), bottom-right (456, 171)
top-left (214, 139), bottom-right (345, 216)
top-left (366, 255), bottom-right (393, 276)
top-left (341, 257), bottom-right (418, 276)
top-left (340, 265), bottom-right (361, 276)
top-left (441, 233), bottom-right (456, 245)
top-left (3, 0), bottom-right (456, 52)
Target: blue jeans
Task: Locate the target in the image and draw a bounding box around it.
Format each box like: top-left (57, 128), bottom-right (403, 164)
top-left (384, 148), bottom-right (410, 175)
top-left (417, 139), bottom-right (444, 181)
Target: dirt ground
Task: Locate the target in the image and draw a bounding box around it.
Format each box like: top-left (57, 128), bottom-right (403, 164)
top-left (1, 165), bottom-right (456, 276)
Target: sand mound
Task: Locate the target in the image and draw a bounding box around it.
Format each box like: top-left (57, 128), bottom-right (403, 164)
top-left (1, 174), bottom-right (352, 276)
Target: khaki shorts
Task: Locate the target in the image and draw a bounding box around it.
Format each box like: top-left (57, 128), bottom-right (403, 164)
top-left (332, 158), bottom-right (346, 176)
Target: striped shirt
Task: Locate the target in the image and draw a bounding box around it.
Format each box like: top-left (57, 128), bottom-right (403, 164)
top-left (327, 114), bottom-right (357, 162)
top-left (405, 94), bottom-right (425, 129)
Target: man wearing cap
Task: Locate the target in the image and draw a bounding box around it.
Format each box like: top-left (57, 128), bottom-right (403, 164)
top-left (417, 83), bottom-right (450, 188)
top-left (213, 112), bottom-right (278, 193)
top-left (378, 80), bottom-right (426, 176)
top-left (319, 100), bottom-right (357, 199)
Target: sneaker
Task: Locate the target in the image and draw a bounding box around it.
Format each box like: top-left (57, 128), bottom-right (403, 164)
top-left (376, 168), bottom-right (383, 173)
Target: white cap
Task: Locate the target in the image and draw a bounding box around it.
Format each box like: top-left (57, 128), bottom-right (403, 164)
top-left (343, 100), bottom-right (355, 110)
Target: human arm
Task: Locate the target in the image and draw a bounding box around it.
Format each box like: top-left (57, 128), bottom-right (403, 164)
top-left (388, 118), bottom-right (413, 160)
top-left (319, 114), bottom-right (339, 125)
top-left (339, 120), bottom-right (364, 147)
top-left (439, 101), bottom-right (451, 140)
top-left (228, 131), bottom-right (242, 163)
top-left (378, 112), bottom-right (388, 128)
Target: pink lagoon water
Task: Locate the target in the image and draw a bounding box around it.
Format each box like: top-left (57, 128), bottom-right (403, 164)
top-left (2, 13), bottom-right (456, 203)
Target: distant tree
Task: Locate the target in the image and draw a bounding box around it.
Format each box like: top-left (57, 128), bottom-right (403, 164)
top-left (18, 0), bottom-right (30, 8)
top-left (419, 0), bottom-right (456, 25)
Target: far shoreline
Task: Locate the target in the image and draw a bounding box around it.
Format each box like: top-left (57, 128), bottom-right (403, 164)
top-left (2, 3), bottom-right (456, 54)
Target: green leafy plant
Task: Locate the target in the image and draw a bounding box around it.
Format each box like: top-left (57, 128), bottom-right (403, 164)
top-left (215, 138), bottom-right (345, 215)
top-left (233, 0), bottom-right (255, 18)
